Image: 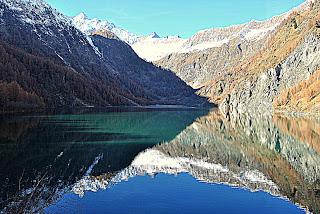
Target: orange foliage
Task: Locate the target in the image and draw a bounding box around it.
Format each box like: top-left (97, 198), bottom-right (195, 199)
top-left (0, 81), bottom-right (44, 110)
top-left (273, 69), bottom-right (320, 113)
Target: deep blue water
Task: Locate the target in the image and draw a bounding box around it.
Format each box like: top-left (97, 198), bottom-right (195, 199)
top-left (46, 173), bottom-right (304, 214)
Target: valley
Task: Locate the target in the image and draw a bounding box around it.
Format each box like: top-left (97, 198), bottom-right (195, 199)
top-left (0, 1), bottom-right (319, 213)
top-left (70, 0), bottom-right (320, 116)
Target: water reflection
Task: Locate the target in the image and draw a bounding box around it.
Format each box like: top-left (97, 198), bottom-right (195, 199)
top-left (0, 108), bottom-right (207, 213)
top-left (60, 111), bottom-right (319, 213)
top-left (134, 111), bottom-right (319, 213)
top-left (273, 115), bottom-right (320, 155)
top-left (151, 111), bottom-right (320, 213)
top-left (0, 108), bottom-right (319, 213)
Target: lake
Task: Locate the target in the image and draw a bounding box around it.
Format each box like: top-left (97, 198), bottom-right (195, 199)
top-left (0, 108), bottom-right (319, 213)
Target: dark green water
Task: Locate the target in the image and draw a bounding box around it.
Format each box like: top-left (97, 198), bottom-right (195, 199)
top-left (0, 108), bottom-right (319, 213)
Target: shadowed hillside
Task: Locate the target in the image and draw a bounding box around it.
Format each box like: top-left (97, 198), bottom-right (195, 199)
top-left (0, 0), bottom-right (208, 112)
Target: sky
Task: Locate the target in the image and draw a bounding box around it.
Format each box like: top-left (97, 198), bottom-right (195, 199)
top-left (46, 0), bottom-right (306, 38)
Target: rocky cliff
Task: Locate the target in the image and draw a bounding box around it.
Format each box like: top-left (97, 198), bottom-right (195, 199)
top-left (216, 2), bottom-right (320, 115)
top-left (155, 15), bottom-right (286, 88)
top-left (156, 37), bottom-right (267, 89)
top-left (153, 0), bottom-right (320, 115)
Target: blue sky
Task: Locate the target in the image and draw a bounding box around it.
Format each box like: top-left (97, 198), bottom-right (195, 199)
top-left (47, 0), bottom-right (305, 38)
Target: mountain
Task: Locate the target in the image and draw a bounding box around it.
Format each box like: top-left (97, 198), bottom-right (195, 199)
top-left (156, 0), bottom-right (320, 114)
top-left (155, 15), bottom-right (286, 88)
top-left (72, 10), bottom-right (286, 87)
top-left (72, 12), bottom-right (286, 65)
top-left (72, 13), bottom-right (140, 45)
top-left (69, 1), bottom-right (320, 114)
top-left (132, 35), bottom-right (186, 61)
top-left (213, 0), bottom-right (320, 115)
top-left (132, 15), bottom-right (287, 63)
top-left (130, 17), bottom-right (285, 63)
top-left (0, 0), bottom-right (207, 111)
top-left (72, 14), bottom-right (185, 61)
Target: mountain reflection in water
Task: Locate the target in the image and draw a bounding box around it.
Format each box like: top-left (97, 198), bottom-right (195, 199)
top-left (0, 108), bottom-right (319, 213)
top-left (0, 108), bottom-right (207, 213)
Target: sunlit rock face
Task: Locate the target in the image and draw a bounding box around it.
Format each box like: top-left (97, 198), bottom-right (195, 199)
top-left (155, 2), bottom-right (313, 90)
top-left (214, 2), bottom-right (320, 115)
top-left (218, 33), bottom-right (320, 116)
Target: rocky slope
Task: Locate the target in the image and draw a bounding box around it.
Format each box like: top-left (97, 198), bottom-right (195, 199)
top-left (154, 1), bottom-right (315, 90)
top-left (0, 0), bottom-right (206, 111)
top-left (152, 0), bottom-right (320, 115)
top-left (155, 16), bottom-right (286, 88)
top-left (156, 37), bottom-right (267, 88)
top-left (214, 1), bottom-right (320, 116)
top-left (73, 11), bottom-right (286, 64)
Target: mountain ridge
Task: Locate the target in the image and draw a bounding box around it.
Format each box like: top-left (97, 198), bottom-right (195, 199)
top-left (0, 0), bottom-right (208, 111)
top-left (73, 1), bottom-right (311, 62)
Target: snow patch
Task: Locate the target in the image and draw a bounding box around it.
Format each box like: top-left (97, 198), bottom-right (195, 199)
top-left (244, 26), bottom-right (277, 41)
top-left (181, 38), bottom-right (230, 53)
top-left (132, 37), bottom-right (186, 62)
top-left (86, 36), bottom-right (102, 57)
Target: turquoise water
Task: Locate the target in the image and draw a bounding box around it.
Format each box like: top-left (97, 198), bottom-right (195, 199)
top-left (0, 108), bottom-right (318, 213)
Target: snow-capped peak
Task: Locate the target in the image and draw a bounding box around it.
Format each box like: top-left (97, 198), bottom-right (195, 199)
top-left (131, 14), bottom-right (285, 62)
top-left (1, 0), bottom-right (105, 58)
top-left (148, 32), bottom-right (160, 39)
top-left (72, 13), bottom-right (140, 45)
top-left (74, 12), bottom-right (88, 22)
top-left (2, 0), bottom-right (73, 28)
top-left (73, 0), bottom-right (311, 62)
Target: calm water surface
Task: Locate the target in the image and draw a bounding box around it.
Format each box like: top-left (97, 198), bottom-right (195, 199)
top-left (0, 108), bottom-right (319, 213)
